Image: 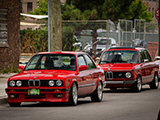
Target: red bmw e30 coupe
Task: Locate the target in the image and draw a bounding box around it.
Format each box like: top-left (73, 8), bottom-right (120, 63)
top-left (98, 47), bottom-right (159, 92)
top-left (5, 51), bottom-right (105, 106)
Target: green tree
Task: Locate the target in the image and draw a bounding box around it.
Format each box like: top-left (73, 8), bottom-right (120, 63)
top-left (29, 0), bottom-right (48, 15)
top-left (64, 0), bottom-right (152, 22)
top-left (29, 0), bottom-right (152, 55)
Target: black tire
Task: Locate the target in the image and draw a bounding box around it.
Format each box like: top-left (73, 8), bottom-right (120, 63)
top-left (9, 102), bottom-right (21, 107)
top-left (132, 76), bottom-right (142, 92)
top-left (149, 74), bottom-right (159, 89)
top-left (91, 82), bottom-right (103, 102)
top-left (68, 83), bottom-right (78, 106)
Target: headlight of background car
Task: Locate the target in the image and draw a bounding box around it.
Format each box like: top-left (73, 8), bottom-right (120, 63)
top-left (56, 80), bottom-right (63, 86)
top-left (125, 72), bottom-right (132, 78)
top-left (49, 80), bottom-right (55, 86)
top-left (16, 80), bottom-right (22, 87)
top-left (9, 80), bottom-right (15, 87)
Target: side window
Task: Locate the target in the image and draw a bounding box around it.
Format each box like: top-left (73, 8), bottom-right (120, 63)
top-left (144, 50), bottom-right (151, 62)
top-left (140, 51), bottom-right (146, 63)
top-left (84, 55), bottom-right (96, 69)
top-left (77, 55), bottom-right (86, 66)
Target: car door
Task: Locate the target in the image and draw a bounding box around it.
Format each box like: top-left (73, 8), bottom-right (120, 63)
top-left (140, 50), bottom-right (148, 84)
top-left (143, 49), bottom-right (154, 83)
top-left (77, 55), bottom-right (92, 96)
top-left (83, 54), bottom-right (99, 93)
top-left (140, 50), bottom-right (152, 84)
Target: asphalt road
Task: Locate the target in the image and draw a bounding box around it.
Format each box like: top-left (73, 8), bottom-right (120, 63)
top-left (0, 85), bottom-right (160, 120)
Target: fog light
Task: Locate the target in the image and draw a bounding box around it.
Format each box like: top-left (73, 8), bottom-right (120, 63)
top-left (56, 94), bottom-right (63, 98)
top-left (10, 95), bottom-right (15, 98)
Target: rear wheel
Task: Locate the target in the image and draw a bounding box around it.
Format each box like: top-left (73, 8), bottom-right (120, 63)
top-left (149, 74), bottom-right (159, 89)
top-left (68, 83), bottom-right (78, 106)
top-left (91, 82), bottom-right (103, 102)
top-left (132, 76), bottom-right (142, 92)
top-left (9, 102), bottom-right (21, 107)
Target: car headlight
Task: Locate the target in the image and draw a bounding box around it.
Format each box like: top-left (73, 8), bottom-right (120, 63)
top-left (9, 80), bottom-right (15, 87)
top-left (49, 80), bottom-right (55, 86)
top-left (16, 80), bottom-right (22, 87)
top-left (125, 72), bottom-right (132, 78)
top-left (56, 80), bottom-right (62, 86)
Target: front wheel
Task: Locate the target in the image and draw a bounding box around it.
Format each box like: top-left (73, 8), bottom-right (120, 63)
top-left (149, 74), bottom-right (159, 89)
top-left (68, 83), bottom-right (78, 106)
top-left (132, 76), bottom-right (142, 92)
top-left (91, 82), bottom-right (103, 102)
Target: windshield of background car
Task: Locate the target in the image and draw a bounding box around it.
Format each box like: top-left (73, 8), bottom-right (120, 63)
top-left (24, 54), bottom-right (76, 71)
top-left (99, 50), bottom-right (139, 64)
top-left (97, 39), bottom-right (110, 45)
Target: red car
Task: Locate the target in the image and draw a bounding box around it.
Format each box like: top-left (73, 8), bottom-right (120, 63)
top-left (5, 51), bottom-right (105, 106)
top-left (98, 47), bottom-right (159, 92)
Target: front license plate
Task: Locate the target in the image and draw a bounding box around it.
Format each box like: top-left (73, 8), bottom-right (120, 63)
top-left (28, 89), bottom-right (40, 95)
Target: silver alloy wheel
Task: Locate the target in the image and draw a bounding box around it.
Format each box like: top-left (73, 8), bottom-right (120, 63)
top-left (72, 83), bottom-right (78, 105)
top-left (97, 82), bottom-right (103, 100)
top-left (137, 77), bottom-right (142, 91)
top-left (155, 75), bottom-right (159, 88)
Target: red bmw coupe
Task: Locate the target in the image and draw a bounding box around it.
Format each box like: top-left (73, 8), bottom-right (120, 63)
top-left (98, 47), bottom-right (159, 92)
top-left (6, 51), bottom-right (105, 106)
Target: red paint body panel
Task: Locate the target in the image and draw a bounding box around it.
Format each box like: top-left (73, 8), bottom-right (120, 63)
top-left (6, 51), bottom-right (105, 104)
top-left (98, 47), bottom-right (159, 88)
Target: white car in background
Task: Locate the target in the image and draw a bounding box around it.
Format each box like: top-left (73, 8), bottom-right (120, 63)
top-left (84, 37), bottom-right (117, 57)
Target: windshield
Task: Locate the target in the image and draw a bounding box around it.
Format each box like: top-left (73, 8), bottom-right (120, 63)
top-left (25, 54), bottom-right (76, 71)
top-left (99, 50), bottom-right (139, 64)
top-left (97, 39), bottom-right (110, 45)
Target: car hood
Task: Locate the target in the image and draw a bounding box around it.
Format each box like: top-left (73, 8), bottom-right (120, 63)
top-left (9, 70), bottom-right (77, 80)
top-left (98, 63), bottom-right (139, 71)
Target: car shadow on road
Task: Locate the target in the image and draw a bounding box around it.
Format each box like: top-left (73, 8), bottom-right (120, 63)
top-left (103, 87), bottom-right (151, 93)
top-left (16, 100), bottom-right (93, 107)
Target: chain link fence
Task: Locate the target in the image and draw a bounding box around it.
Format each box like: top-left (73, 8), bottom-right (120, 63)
top-left (20, 19), bottom-right (158, 60)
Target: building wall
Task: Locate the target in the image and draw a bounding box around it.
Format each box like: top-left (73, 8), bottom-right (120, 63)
top-left (22, 0), bottom-right (37, 13)
top-left (0, 0), bottom-right (20, 72)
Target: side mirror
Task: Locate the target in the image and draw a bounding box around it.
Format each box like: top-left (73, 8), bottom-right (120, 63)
top-left (144, 59), bottom-right (149, 63)
top-left (79, 65), bottom-right (87, 71)
top-left (18, 65), bottom-right (25, 72)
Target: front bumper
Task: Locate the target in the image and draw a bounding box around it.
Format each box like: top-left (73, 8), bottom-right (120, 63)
top-left (5, 88), bottom-right (70, 103)
top-left (105, 79), bottom-right (137, 87)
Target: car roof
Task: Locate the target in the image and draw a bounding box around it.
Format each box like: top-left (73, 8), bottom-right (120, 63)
top-left (36, 51), bottom-right (86, 55)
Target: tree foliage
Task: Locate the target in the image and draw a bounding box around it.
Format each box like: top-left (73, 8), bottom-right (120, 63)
top-left (27, 0), bottom-right (152, 53)
top-left (64, 0), bottom-right (152, 22)
top-left (20, 29), bottom-right (48, 53)
top-left (29, 0), bottom-right (48, 15)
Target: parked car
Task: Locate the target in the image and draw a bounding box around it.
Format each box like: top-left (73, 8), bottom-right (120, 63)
top-left (98, 47), bottom-right (159, 92)
top-left (5, 51), bottom-right (105, 106)
top-left (83, 37), bottom-right (116, 58)
top-left (154, 56), bottom-right (160, 78)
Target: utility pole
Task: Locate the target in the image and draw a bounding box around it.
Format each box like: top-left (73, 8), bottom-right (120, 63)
top-left (48, 0), bottom-right (62, 52)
